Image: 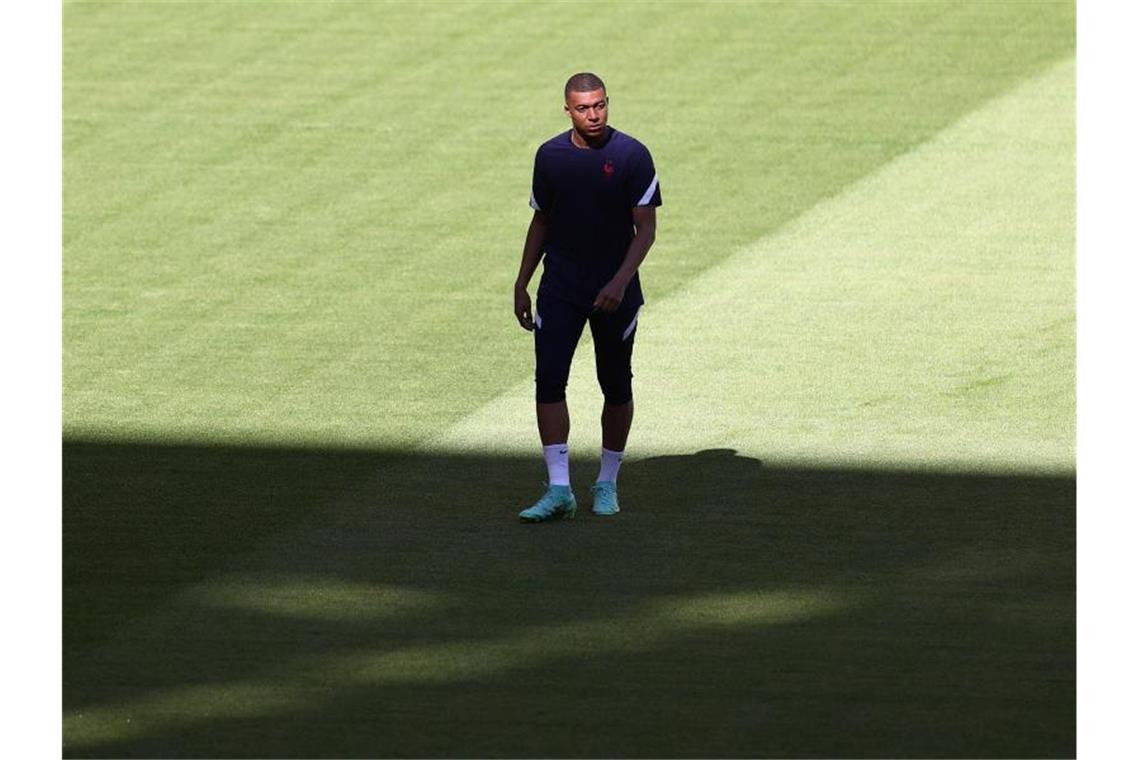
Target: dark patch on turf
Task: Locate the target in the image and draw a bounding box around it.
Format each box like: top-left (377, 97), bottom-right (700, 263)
top-left (64, 440), bottom-right (1074, 758)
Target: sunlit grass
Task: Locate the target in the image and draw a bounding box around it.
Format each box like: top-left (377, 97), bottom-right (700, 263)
top-left (64, 1), bottom-right (1075, 449)
top-left (187, 577), bottom-right (445, 622)
top-left (435, 57), bottom-right (1075, 474)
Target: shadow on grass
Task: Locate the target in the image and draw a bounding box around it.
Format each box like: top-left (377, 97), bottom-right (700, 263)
top-left (63, 440), bottom-right (1074, 758)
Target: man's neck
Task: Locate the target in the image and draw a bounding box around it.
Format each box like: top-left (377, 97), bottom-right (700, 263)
top-left (570, 126), bottom-right (607, 150)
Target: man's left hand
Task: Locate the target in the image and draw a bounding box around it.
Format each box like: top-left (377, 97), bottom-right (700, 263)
top-left (593, 277), bottom-right (629, 313)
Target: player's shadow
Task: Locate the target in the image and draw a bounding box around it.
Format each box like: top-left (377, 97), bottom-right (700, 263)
top-left (63, 440), bottom-right (1074, 758)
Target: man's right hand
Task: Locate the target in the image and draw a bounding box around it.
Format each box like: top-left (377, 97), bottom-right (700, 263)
top-left (514, 285), bottom-right (535, 331)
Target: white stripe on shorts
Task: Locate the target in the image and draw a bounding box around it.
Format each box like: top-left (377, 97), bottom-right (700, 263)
top-left (622, 306), bottom-right (641, 341)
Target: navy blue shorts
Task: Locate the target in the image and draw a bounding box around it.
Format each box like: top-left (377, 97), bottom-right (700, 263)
top-left (534, 288), bottom-right (641, 405)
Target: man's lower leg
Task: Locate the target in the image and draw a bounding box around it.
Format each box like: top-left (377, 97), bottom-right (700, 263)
top-left (600, 400), bottom-right (633, 453)
top-left (537, 401), bottom-right (570, 446)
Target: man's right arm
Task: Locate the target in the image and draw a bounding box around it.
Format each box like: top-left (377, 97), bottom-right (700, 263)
top-left (513, 209), bottom-right (547, 331)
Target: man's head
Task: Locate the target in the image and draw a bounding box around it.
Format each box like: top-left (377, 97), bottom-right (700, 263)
top-left (564, 72), bottom-right (608, 141)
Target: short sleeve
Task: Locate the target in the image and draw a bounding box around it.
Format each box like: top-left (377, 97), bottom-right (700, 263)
top-left (530, 148), bottom-right (551, 211)
top-left (628, 146), bottom-right (662, 207)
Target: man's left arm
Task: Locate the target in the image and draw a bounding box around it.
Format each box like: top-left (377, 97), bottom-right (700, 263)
top-left (593, 205), bottom-right (656, 313)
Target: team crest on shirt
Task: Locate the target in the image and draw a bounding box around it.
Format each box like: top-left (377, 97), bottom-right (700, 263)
top-left (602, 159), bottom-right (615, 177)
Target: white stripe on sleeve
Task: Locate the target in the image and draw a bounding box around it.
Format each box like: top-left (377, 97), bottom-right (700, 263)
top-left (636, 174), bottom-right (659, 206)
top-left (529, 191), bottom-right (541, 211)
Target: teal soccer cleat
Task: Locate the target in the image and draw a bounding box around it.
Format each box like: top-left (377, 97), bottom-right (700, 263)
top-left (591, 481), bottom-right (620, 516)
top-left (518, 484), bottom-right (577, 523)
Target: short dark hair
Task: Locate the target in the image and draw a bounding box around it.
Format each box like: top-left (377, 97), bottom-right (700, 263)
top-left (564, 72), bottom-right (606, 98)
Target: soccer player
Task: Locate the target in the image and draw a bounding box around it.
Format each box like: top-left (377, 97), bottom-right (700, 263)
top-left (513, 72), bottom-right (662, 522)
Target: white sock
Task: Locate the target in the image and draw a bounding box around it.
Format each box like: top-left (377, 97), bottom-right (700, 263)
top-left (597, 447), bottom-right (624, 484)
top-left (543, 443), bottom-right (570, 486)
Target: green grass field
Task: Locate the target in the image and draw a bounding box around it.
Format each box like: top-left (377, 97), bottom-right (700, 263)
top-left (64, 1), bottom-right (1075, 756)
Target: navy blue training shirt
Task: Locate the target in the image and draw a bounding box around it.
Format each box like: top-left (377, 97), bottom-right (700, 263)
top-left (529, 126), bottom-right (662, 308)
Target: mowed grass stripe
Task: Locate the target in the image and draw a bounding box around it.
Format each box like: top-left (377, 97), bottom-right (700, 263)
top-left (438, 56), bottom-right (1075, 473)
top-left (63, 2), bottom-right (1074, 447)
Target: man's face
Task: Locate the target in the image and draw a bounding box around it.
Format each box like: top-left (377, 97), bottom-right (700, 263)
top-left (565, 88), bottom-right (608, 139)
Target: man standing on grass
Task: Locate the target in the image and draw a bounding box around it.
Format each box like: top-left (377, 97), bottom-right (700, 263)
top-left (513, 72), bottom-right (662, 522)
